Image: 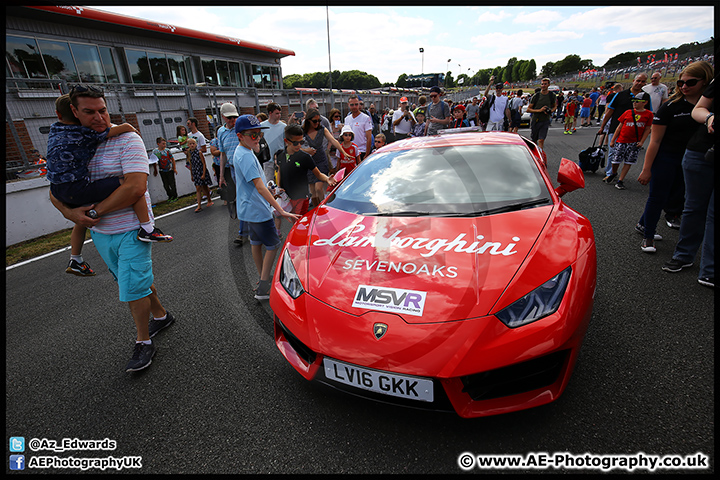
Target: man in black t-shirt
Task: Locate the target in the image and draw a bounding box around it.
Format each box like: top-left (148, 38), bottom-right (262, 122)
top-left (275, 125), bottom-right (337, 217)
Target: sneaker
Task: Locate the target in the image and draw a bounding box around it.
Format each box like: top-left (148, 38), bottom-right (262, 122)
top-left (254, 279), bottom-right (271, 300)
top-left (615, 180), bottom-right (626, 190)
top-left (665, 216), bottom-right (681, 229)
top-left (125, 341), bottom-right (156, 372)
top-left (138, 227), bottom-right (173, 243)
top-left (662, 258), bottom-right (693, 273)
top-left (635, 223), bottom-right (662, 241)
top-left (640, 238), bottom-right (656, 253)
top-left (697, 277), bottom-right (715, 288)
top-left (603, 173), bottom-right (617, 184)
top-left (149, 311), bottom-right (175, 338)
top-left (234, 235), bottom-right (245, 246)
top-left (66, 259), bottom-right (96, 276)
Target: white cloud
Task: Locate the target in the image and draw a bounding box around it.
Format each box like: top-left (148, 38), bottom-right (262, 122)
top-left (476, 10), bottom-right (512, 23)
top-left (557, 6), bottom-right (714, 33)
top-left (603, 32), bottom-right (699, 53)
top-left (513, 10), bottom-right (564, 25)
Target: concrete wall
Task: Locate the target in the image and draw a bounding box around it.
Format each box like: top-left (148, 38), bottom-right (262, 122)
top-left (5, 151), bottom-right (214, 246)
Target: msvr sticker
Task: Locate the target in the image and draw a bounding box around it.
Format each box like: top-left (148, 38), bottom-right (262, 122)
top-left (352, 285), bottom-right (427, 317)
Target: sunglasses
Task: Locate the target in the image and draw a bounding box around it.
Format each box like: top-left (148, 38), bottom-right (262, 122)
top-left (310, 118), bottom-right (320, 123)
top-left (242, 131), bottom-right (262, 140)
top-left (677, 78), bottom-right (700, 88)
top-left (285, 138), bottom-right (303, 146)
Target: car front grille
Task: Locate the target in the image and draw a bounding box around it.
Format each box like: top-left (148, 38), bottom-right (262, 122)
top-left (460, 350), bottom-right (569, 401)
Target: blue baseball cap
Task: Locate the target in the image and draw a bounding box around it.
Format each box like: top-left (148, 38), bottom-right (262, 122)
top-left (234, 114), bottom-right (269, 134)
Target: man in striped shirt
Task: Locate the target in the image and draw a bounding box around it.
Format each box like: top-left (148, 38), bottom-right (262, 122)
top-left (49, 86), bottom-right (174, 372)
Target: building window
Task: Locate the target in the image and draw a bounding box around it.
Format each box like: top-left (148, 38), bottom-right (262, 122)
top-left (229, 61), bottom-right (243, 87)
top-left (216, 60), bottom-right (230, 86)
top-left (201, 58), bottom-right (217, 85)
top-left (5, 35), bottom-right (47, 79)
top-left (270, 66), bottom-right (281, 89)
top-left (251, 64), bottom-right (262, 88)
top-left (148, 51), bottom-right (171, 84)
top-left (70, 43), bottom-right (105, 83)
top-left (36, 39), bottom-right (77, 81)
top-left (126, 49), bottom-right (152, 84)
top-left (167, 54), bottom-right (192, 85)
top-left (99, 47), bottom-right (119, 83)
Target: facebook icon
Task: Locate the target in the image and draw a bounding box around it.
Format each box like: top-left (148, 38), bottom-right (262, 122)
top-left (10, 454), bottom-right (25, 470)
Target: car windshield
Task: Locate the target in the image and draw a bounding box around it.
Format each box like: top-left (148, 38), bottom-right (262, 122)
top-left (325, 144), bottom-right (552, 216)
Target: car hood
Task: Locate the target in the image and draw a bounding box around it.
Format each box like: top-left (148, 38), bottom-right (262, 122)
top-left (289, 204), bottom-right (569, 324)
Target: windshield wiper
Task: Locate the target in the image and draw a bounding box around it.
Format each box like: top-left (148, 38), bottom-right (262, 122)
top-left (362, 210), bottom-right (433, 217)
top-left (435, 198), bottom-right (552, 217)
top-left (360, 199), bottom-right (551, 218)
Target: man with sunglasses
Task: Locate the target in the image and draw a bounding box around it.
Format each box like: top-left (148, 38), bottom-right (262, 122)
top-left (232, 115), bottom-right (300, 300)
top-left (49, 84), bottom-right (175, 372)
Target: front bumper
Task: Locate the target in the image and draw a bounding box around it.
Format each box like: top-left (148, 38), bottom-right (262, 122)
top-left (271, 265), bottom-right (593, 418)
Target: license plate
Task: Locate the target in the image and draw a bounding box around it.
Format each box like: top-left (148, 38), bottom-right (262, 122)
top-left (323, 358), bottom-right (434, 402)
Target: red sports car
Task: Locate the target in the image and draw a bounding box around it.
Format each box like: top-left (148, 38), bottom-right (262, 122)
top-left (270, 131), bottom-right (596, 418)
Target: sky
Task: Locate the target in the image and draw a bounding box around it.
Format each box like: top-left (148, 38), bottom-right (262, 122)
top-left (92, 5), bottom-right (714, 84)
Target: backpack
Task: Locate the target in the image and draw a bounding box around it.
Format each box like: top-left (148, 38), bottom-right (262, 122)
top-left (478, 95), bottom-right (494, 124)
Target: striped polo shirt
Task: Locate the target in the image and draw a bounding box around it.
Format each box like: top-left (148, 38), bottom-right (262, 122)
top-left (88, 131), bottom-right (152, 235)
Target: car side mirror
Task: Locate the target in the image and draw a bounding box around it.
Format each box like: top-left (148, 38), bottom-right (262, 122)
top-left (555, 158), bottom-right (585, 197)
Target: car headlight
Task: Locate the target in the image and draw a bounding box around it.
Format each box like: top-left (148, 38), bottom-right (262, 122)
top-left (495, 267), bottom-right (572, 328)
top-left (279, 250), bottom-right (305, 299)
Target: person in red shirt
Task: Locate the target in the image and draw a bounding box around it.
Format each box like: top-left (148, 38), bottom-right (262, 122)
top-left (607, 92), bottom-right (654, 190)
top-left (335, 125), bottom-right (359, 174)
top-left (580, 94), bottom-right (593, 127)
top-left (564, 98), bottom-right (577, 134)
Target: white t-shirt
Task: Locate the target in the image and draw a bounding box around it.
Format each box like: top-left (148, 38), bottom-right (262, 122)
top-left (392, 109), bottom-right (416, 135)
top-left (642, 83), bottom-right (669, 113)
top-left (344, 112), bottom-right (373, 153)
top-left (188, 130), bottom-right (207, 150)
top-left (487, 93), bottom-right (509, 123)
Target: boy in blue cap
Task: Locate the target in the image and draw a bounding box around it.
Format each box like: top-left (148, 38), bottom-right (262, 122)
top-left (232, 115), bottom-right (299, 299)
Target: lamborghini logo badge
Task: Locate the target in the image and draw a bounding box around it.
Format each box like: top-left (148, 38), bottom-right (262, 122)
top-left (373, 323), bottom-right (388, 340)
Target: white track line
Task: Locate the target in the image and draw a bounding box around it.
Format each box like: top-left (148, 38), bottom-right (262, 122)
top-left (6, 196), bottom-right (220, 271)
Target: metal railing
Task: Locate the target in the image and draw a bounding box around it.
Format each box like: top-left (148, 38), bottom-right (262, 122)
top-left (6, 78), bottom-right (417, 178)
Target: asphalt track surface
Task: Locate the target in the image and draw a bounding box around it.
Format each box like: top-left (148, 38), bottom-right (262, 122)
top-left (6, 122), bottom-right (714, 474)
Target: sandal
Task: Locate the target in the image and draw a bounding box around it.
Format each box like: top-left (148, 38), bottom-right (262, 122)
top-left (194, 207), bottom-right (202, 213)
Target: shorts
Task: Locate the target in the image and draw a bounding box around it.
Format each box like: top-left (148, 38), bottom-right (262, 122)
top-left (580, 107), bottom-right (590, 118)
top-left (90, 229), bottom-right (153, 302)
top-left (288, 197), bottom-right (309, 216)
top-left (247, 219), bottom-right (282, 249)
top-left (51, 176), bottom-right (121, 208)
top-left (531, 118), bottom-right (551, 142)
top-left (510, 110), bottom-right (521, 128)
top-left (610, 142), bottom-right (640, 165)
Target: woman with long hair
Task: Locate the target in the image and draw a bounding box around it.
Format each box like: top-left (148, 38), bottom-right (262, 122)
top-left (635, 60), bottom-right (714, 253)
top-left (302, 108), bottom-right (349, 207)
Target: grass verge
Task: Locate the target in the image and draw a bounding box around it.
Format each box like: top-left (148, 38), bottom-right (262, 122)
top-left (6, 191), bottom-right (210, 267)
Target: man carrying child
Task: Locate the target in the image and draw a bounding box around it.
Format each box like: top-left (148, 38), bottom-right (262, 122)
top-left (49, 85), bottom-right (175, 372)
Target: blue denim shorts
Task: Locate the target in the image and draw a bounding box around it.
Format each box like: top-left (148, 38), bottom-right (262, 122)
top-left (247, 219), bottom-right (282, 250)
top-left (91, 230), bottom-right (154, 302)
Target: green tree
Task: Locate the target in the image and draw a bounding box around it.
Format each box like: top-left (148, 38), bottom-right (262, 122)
top-left (445, 71), bottom-right (455, 88)
top-left (541, 61), bottom-right (555, 78)
top-left (396, 73), bottom-right (408, 88)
